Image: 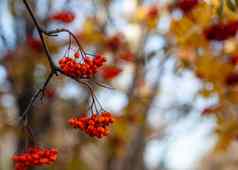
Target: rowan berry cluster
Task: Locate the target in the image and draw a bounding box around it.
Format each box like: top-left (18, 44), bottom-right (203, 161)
top-left (26, 36), bottom-right (42, 52)
top-left (68, 112), bottom-right (115, 138)
top-left (226, 72), bottom-right (238, 86)
top-left (146, 6), bottom-right (159, 19)
top-left (59, 53), bottom-right (106, 78)
top-left (229, 55), bottom-right (238, 65)
top-left (12, 147), bottom-right (57, 170)
top-left (50, 11), bottom-right (75, 23)
top-left (100, 65), bottom-right (122, 80)
top-left (204, 21), bottom-right (238, 41)
top-left (106, 34), bottom-right (123, 51)
top-left (119, 51), bottom-right (135, 62)
top-left (175, 0), bottom-right (200, 13)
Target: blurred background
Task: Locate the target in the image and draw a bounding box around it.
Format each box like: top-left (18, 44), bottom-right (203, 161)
top-left (1, 0), bottom-right (238, 170)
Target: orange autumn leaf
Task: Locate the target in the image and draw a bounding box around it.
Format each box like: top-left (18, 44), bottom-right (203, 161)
top-left (214, 120), bottom-right (238, 152)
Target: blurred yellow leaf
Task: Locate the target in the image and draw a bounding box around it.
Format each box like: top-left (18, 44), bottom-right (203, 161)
top-left (215, 119), bottom-right (238, 152)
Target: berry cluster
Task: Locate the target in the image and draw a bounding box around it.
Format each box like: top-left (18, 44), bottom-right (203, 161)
top-left (44, 88), bottom-right (55, 99)
top-left (26, 36), bottom-right (42, 52)
top-left (68, 112), bottom-right (115, 138)
top-left (204, 21), bottom-right (238, 41)
top-left (226, 72), bottom-right (238, 86)
top-left (50, 11), bottom-right (75, 23)
top-left (106, 34), bottom-right (123, 51)
top-left (146, 6), bottom-right (159, 19)
top-left (119, 51), bottom-right (135, 62)
top-left (175, 0), bottom-right (200, 13)
top-left (100, 66), bottom-right (122, 80)
top-left (229, 55), bottom-right (238, 65)
top-left (12, 147), bottom-right (57, 170)
top-left (59, 54), bottom-right (106, 78)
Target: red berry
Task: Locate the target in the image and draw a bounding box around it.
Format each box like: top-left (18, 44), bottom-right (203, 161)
top-left (74, 52), bottom-right (81, 58)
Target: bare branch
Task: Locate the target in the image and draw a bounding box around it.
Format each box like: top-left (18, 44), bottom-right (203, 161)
top-left (23, 0), bottom-right (57, 72)
top-left (20, 72), bottom-right (54, 125)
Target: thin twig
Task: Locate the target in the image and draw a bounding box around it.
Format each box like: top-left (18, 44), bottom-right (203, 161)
top-left (23, 0), bottom-right (57, 72)
top-left (45, 28), bottom-right (87, 58)
top-left (20, 72), bottom-right (54, 124)
top-left (90, 79), bottom-right (115, 90)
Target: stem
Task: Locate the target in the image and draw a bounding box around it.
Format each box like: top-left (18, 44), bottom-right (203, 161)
top-left (23, 0), bottom-right (57, 72)
top-left (20, 72), bottom-right (54, 124)
top-left (45, 28), bottom-right (87, 58)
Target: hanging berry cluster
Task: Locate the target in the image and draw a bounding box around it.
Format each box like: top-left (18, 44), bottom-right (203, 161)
top-left (225, 71), bottom-right (238, 85)
top-left (26, 35), bottom-right (43, 52)
top-left (204, 21), bottom-right (238, 41)
top-left (100, 65), bottom-right (122, 80)
top-left (12, 147), bottom-right (57, 170)
top-left (68, 112), bottom-right (115, 138)
top-left (50, 11), bottom-right (75, 23)
top-left (59, 53), bottom-right (106, 78)
top-left (174, 0), bottom-right (200, 13)
top-left (146, 6), bottom-right (159, 20)
top-left (106, 34), bottom-right (123, 51)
